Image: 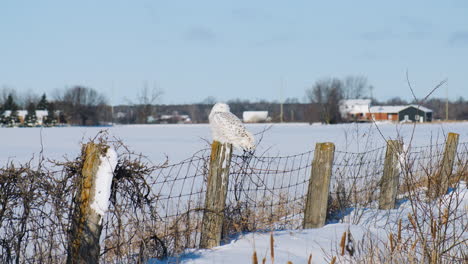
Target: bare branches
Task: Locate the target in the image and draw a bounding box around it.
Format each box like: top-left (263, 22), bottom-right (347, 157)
top-left (1, 131), bottom-right (466, 263)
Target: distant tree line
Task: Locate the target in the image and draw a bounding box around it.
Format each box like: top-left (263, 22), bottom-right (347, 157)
top-left (0, 86), bottom-right (111, 127)
top-left (1, 78), bottom-right (467, 126)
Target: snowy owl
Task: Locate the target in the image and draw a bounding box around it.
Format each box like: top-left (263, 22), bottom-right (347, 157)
top-left (209, 103), bottom-right (255, 153)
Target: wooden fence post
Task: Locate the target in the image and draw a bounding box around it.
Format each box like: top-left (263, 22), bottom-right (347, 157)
top-left (378, 140), bottom-right (403, 210)
top-left (303, 142), bottom-right (335, 229)
top-left (428, 132), bottom-right (459, 199)
top-left (200, 141), bottom-right (233, 248)
top-left (67, 142), bottom-right (116, 264)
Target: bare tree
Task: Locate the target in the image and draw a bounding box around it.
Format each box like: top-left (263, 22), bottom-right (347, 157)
top-left (385, 96), bottom-right (408, 105)
top-left (306, 78), bottom-right (344, 124)
top-left (134, 82), bottom-right (163, 124)
top-left (55, 86), bottom-right (108, 125)
top-left (19, 89), bottom-right (40, 109)
top-left (200, 96), bottom-right (217, 105)
top-left (342, 75), bottom-right (371, 99)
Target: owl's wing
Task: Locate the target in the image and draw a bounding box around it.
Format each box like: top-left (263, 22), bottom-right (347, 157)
top-left (211, 112), bottom-right (249, 143)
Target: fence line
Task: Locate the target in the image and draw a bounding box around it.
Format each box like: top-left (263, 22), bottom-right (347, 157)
top-left (0, 135), bottom-right (466, 263)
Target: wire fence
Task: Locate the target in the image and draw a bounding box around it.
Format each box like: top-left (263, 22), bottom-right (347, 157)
top-left (1, 139), bottom-right (467, 263)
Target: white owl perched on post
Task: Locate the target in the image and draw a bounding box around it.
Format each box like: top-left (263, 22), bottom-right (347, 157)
top-left (209, 103), bottom-right (255, 153)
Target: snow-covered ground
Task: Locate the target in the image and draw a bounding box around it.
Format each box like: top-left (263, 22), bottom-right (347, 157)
top-left (155, 182), bottom-right (468, 264)
top-left (1, 122), bottom-right (467, 165)
top-left (1, 122), bottom-right (466, 263)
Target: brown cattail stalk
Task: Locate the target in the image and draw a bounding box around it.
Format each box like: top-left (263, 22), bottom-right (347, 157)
top-left (389, 233), bottom-right (395, 252)
top-left (430, 219), bottom-right (437, 239)
top-left (261, 257), bottom-right (266, 264)
top-left (408, 213), bottom-right (417, 230)
top-left (330, 256), bottom-right (336, 264)
top-left (397, 219), bottom-right (402, 242)
top-left (308, 254), bottom-right (312, 264)
top-left (270, 232), bottom-right (275, 264)
top-left (441, 208), bottom-right (449, 226)
top-left (340, 231), bottom-right (347, 256)
top-left (252, 251), bottom-right (258, 264)
top-left (411, 239), bottom-right (418, 251)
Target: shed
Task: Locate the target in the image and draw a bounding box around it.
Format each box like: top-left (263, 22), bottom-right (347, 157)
top-left (242, 111), bottom-right (269, 123)
top-left (368, 105), bottom-right (432, 122)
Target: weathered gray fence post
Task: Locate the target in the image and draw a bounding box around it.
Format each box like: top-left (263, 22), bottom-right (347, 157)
top-left (303, 142), bottom-right (335, 229)
top-left (428, 132), bottom-right (459, 199)
top-left (378, 140), bottom-right (403, 210)
top-left (67, 142), bottom-right (116, 264)
top-left (200, 141), bottom-right (233, 248)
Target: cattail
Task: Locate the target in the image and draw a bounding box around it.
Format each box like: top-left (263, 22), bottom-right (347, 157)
top-left (441, 208), bottom-right (449, 226)
top-left (330, 256), bottom-right (336, 264)
top-left (286, 262), bottom-right (293, 264)
top-left (430, 218), bottom-right (437, 239)
top-left (411, 239), bottom-right (418, 251)
top-left (340, 231), bottom-right (347, 256)
top-left (389, 233), bottom-right (395, 252)
top-left (408, 213), bottom-right (417, 229)
top-left (252, 251), bottom-right (258, 264)
top-left (308, 254), bottom-right (312, 264)
top-left (261, 257), bottom-right (266, 264)
top-left (397, 219), bottom-right (402, 242)
top-left (270, 232), bottom-right (275, 264)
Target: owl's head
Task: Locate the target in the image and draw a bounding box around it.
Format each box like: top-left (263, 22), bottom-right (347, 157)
top-left (211, 103), bottom-right (230, 113)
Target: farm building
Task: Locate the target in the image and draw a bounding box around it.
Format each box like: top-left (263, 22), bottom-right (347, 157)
top-left (367, 105), bottom-right (432, 122)
top-left (242, 111), bottom-right (269, 123)
top-left (339, 99), bottom-right (371, 121)
top-left (155, 111), bottom-right (191, 124)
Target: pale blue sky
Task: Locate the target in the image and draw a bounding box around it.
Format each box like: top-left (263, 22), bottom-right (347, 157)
top-left (1, 1), bottom-right (467, 105)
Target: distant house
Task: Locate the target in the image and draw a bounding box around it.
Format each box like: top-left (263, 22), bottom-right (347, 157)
top-left (242, 111), bottom-right (269, 123)
top-left (367, 105), bottom-right (433, 122)
top-left (156, 111), bottom-right (191, 124)
top-left (36, 110), bottom-right (48, 125)
top-left (339, 99), bottom-right (371, 121)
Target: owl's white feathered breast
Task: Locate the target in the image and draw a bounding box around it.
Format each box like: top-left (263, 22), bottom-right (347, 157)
top-left (209, 103), bottom-right (255, 152)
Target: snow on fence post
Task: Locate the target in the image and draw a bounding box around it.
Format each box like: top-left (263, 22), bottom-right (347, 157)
top-left (303, 142), bottom-right (335, 229)
top-left (200, 140), bottom-right (233, 249)
top-left (378, 140), bottom-right (403, 210)
top-left (428, 132), bottom-right (459, 199)
top-left (66, 142), bottom-right (117, 264)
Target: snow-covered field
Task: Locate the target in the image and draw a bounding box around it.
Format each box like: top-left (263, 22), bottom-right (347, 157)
top-left (1, 122), bottom-right (467, 263)
top-left (1, 122), bottom-right (467, 165)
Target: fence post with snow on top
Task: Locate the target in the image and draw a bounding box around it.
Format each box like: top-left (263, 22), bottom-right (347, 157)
top-left (66, 142), bottom-right (117, 264)
top-left (378, 140), bottom-right (403, 210)
top-left (428, 132), bottom-right (459, 199)
top-left (303, 142), bottom-right (335, 229)
top-left (200, 141), bottom-right (233, 249)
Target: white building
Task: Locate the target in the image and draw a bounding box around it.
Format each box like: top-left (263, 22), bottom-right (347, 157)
top-left (339, 99), bottom-right (371, 120)
top-left (242, 111), bottom-right (269, 123)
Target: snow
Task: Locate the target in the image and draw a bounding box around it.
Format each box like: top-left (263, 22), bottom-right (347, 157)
top-left (1, 122), bottom-right (466, 263)
top-left (153, 183), bottom-right (467, 264)
top-left (1, 122), bottom-right (467, 166)
top-left (153, 224), bottom-right (371, 264)
top-left (89, 147), bottom-right (117, 221)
